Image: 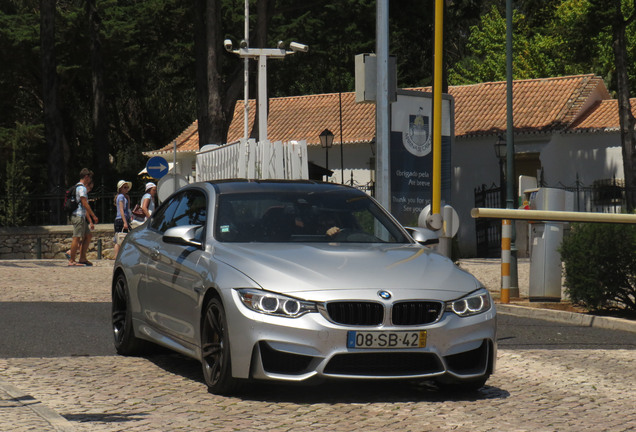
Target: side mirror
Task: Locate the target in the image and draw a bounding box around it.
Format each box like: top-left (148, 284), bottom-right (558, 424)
top-left (163, 225), bottom-right (203, 248)
top-left (405, 227), bottom-right (439, 246)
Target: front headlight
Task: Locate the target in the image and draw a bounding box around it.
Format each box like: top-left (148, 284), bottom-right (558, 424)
top-left (237, 288), bottom-right (317, 318)
top-left (446, 289), bottom-right (492, 317)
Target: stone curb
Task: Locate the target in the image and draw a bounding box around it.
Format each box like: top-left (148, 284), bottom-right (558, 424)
top-left (0, 376), bottom-right (76, 431)
top-left (496, 303), bottom-right (636, 333)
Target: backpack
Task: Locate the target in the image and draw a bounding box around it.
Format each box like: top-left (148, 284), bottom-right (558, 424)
top-left (63, 184), bottom-right (80, 215)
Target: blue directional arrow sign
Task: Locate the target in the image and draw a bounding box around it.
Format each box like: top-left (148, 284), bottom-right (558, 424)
top-left (146, 156), bottom-right (169, 179)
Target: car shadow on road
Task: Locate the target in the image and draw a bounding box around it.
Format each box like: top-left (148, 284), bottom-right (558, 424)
top-left (145, 353), bottom-right (510, 404)
top-left (63, 413), bottom-right (149, 424)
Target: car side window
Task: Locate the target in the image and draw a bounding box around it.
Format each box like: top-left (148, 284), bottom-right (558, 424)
top-left (150, 189), bottom-right (208, 240)
top-left (150, 193), bottom-right (183, 233)
top-left (170, 190), bottom-right (207, 227)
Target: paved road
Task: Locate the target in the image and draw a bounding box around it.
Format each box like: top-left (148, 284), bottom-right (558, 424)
top-left (1, 260), bottom-right (635, 431)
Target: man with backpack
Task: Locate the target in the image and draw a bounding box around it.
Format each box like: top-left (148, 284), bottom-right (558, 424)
top-left (68, 168), bottom-right (99, 266)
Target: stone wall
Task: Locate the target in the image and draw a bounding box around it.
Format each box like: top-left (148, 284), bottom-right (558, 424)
top-left (0, 224), bottom-right (117, 260)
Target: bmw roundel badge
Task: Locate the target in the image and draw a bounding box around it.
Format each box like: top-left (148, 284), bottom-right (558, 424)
top-left (378, 290), bottom-right (392, 300)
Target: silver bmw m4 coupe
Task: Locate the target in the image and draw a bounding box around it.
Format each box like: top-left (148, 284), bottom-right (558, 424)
top-left (112, 180), bottom-right (496, 394)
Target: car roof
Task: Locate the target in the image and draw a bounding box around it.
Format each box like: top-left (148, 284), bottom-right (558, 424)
top-left (205, 179), bottom-right (363, 195)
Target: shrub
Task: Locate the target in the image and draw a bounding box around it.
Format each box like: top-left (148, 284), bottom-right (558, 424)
top-left (560, 223), bottom-right (636, 313)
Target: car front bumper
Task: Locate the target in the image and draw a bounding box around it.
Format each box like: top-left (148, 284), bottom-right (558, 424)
top-left (225, 290), bottom-right (497, 383)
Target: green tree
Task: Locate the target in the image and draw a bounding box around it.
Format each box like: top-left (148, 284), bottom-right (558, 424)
top-left (5, 0), bottom-right (636, 207)
top-left (561, 223), bottom-right (636, 313)
top-left (584, 0), bottom-right (636, 211)
top-left (0, 123), bottom-right (43, 226)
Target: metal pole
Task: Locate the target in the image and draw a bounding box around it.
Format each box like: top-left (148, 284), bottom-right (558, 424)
top-left (505, 0), bottom-right (519, 297)
top-left (375, 0), bottom-right (390, 210)
top-left (472, 207), bottom-right (636, 224)
top-left (432, 0), bottom-right (443, 217)
top-left (339, 91), bottom-right (344, 184)
top-left (173, 139), bottom-right (177, 193)
top-left (501, 220), bottom-right (512, 303)
top-left (243, 0), bottom-right (249, 140)
top-left (258, 54), bottom-right (268, 143)
top-left (500, 159), bottom-right (506, 208)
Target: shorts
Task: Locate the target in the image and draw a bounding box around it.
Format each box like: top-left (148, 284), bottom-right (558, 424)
top-left (71, 215), bottom-right (89, 238)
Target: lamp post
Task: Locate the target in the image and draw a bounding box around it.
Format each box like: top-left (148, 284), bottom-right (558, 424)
top-left (225, 39), bottom-right (308, 143)
top-left (319, 129), bottom-right (334, 180)
top-left (494, 135), bottom-right (507, 208)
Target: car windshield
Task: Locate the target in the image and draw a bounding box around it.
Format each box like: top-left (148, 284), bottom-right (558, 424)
top-left (215, 189), bottom-right (410, 243)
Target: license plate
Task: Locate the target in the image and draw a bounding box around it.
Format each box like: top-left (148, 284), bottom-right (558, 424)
top-left (346, 330), bottom-right (426, 349)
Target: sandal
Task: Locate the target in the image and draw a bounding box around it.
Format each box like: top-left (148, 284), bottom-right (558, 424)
top-left (79, 261), bottom-right (93, 267)
top-left (68, 261), bottom-right (85, 267)
top-left (64, 252), bottom-right (71, 260)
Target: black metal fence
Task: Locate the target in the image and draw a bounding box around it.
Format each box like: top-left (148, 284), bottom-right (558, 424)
top-left (551, 177), bottom-right (632, 213)
top-left (474, 183), bottom-right (504, 258)
top-left (0, 185), bottom-right (144, 227)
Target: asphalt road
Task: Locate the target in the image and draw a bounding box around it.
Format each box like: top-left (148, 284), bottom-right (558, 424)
top-left (497, 313), bottom-right (636, 349)
top-left (0, 302), bottom-right (115, 357)
top-left (1, 302), bottom-right (635, 358)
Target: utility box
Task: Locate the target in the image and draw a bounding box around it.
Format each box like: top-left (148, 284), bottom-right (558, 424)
top-left (527, 188), bottom-right (573, 301)
top-left (354, 53), bottom-right (397, 103)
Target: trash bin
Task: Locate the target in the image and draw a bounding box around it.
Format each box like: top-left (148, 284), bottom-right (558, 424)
top-left (528, 188), bottom-right (573, 301)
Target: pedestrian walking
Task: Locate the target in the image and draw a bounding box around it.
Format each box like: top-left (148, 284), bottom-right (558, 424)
top-left (65, 180), bottom-right (95, 261)
top-left (68, 168), bottom-right (99, 266)
top-left (113, 180), bottom-right (132, 257)
top-left (134, 182), bottom-right (157, 222)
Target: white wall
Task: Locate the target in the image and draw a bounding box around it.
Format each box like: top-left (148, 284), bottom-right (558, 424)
top-left (453, 132), bottom-right (624, 257)
top-left (541, 132), bottom-right (624, 186)
top-left (307, 142), bottom-right (375, 187)
top-left (189, 131), bottom-right (624, 258)
top-left (452, 136), bottom-right (503, 256)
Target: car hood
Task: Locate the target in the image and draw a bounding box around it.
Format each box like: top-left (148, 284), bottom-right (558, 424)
top-left (213, 242), bottom-right (481, 300)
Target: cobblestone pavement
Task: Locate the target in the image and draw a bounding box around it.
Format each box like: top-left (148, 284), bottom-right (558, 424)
top-left (1, 260), bottom-right (635, 432)
top-left (0, 259), bottom-right (112, 303)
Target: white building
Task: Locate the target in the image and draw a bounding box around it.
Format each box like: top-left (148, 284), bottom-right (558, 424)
top-left (145, 74), bottom-right (631, 257)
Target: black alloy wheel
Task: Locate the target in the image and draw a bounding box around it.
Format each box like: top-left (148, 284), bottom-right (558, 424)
top-left (201, 298), bottom-right (238, 394)
top-left (112, 273), bottom-right (143, 355)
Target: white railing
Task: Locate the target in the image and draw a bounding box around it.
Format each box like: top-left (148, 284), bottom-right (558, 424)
top-left (195, 139), bottom-right (308, 181)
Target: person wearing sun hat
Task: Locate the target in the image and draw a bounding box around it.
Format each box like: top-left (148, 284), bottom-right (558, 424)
top-left (134, 181), bottom-right (157, 223)
top-left (113, 180), bottom-right (132, 256)
top-left (142, 182), bottom-right (157, 218)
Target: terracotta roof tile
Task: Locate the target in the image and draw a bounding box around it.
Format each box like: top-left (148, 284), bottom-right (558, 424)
top-left (569, 98), bottom-right (636, 132)
top-left (152, 74), bottom-right (613, 154)
top-left (226, 92), bottom-right (376, 145)
top-left (443, 74), bottom-right (609, 136)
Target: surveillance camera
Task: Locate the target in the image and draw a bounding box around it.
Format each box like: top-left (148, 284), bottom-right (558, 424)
top-left (277, 40), bottom-right (285, 50)
top-left (224, 39), bottom-right (233, 52)
top-left (239, 39), bottom-right (248, 49)
top-left (289, 42), bottom-right (309, 53)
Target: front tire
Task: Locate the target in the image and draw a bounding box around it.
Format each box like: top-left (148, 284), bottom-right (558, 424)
top-left (112, 273), bottom-right (144, 355)
top-left (201, 298), bottom-right (238, 395)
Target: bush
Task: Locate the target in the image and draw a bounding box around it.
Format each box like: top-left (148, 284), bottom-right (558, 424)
top-left (560, 223), bottom-right (636, 313)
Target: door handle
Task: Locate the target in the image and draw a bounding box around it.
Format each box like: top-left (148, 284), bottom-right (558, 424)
top-left (150, 248), bottom-right (160, 260)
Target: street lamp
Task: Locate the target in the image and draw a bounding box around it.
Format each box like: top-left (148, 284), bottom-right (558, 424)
top-left (224, 39), bottom-right (308, 143)
top-left (494, 135), bottom-right (507, 208)
top-left (319, 129), bottom-right (334, 180)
